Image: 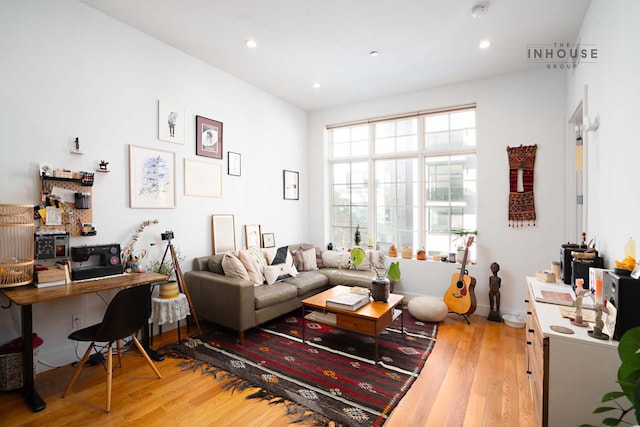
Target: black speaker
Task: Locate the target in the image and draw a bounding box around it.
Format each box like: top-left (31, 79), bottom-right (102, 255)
top-left (605, 271), bottom-right (640, 340)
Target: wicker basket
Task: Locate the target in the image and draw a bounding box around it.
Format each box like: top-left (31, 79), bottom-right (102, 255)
top-left (0, 347), bottom-right (39, 391)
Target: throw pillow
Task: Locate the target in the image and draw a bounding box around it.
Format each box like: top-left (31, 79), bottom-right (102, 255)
top-left (300, 247), bottom-right (318, 271)
top-left (263, 263), bottom-right (292, 285)
top-left (322, 251), bottom-right (350, 269)
top-left (265, 246), bottom-right (298, 277)
top-left (315, 247), bottom-right (324, 269)
top-left (292, 250), bottom-right (305, 271)
top-left (237, 250), bottom-right (263, 285)
top-left (246, 247), bottom-right (267, 281)
top-left (221, 252), bottom-right (250, 281)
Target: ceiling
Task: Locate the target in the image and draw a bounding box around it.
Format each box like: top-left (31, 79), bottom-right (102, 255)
top-left (82, 0), bottom-right (591, 112)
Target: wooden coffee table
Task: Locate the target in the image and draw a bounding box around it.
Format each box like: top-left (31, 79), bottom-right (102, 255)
top-left (301, 285), bottom-right (405, 362)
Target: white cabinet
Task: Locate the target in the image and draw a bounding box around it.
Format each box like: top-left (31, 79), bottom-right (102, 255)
top-left (525, 277), bottom-right (628, 427)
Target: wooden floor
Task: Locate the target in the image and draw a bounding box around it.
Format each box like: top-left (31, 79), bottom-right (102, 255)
top-left (1, 314), bottom-right (535, 427)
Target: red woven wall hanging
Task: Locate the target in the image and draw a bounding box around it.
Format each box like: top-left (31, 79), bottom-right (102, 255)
top-left (507, 144), bottom-right (537, 227)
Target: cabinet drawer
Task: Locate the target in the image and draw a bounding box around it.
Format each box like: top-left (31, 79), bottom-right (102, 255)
top-left (336, 314), bottom-right (376, 335)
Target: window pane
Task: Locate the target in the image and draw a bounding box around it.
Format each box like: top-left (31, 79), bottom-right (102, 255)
top-left (375, 122), bottom-right (395, 138)
top-left (333, 163), bottom-right (350, 184)
top-left (396, 119), bottom-right (417, 136)
top-left (375, 137), bottom-right (395, 154)
top-left (450, 110), bottom-right (475, 130)
top-left (351, 125), bottom-right (369, 141)
top-left (424, 114), bottom-right (448, 132)
top-left (333, 207), bottom-right (351, 227)
top-left (333, 185), bottom-right (349, 205)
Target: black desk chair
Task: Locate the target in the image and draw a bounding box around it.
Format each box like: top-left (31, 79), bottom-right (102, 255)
top-left (62, 284), bottom-right (162, 412)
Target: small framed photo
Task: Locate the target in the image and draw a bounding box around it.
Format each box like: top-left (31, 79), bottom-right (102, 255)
top-left (228, 151), bottom-right (241, 176)
top-left (283, 170), bottom-right (299, 200)
top-left (244, 224), bottom-right (262, 249)
top-left (158, 101), bottom-right (185, 144)
top-left (196, 115), bottom-right (223, 159)
top-left (262, 233), bottom-right (275, 248)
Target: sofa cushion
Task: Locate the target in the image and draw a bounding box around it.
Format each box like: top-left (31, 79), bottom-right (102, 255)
top-left (322, 251), bottom-right (350, 269)
top-left (221, 252), bottom-right (250, 281)
top-left (206, 253), bottom-right (226, 275)
top-left (246, 247), bottom-right (268, 278)
top-left (293, 247), bottom-right (318, 272)
top-left (283, 271), bottom-right (329, 296)
top-left (254, 282), bottom-right (298, 309)
top-left (320, 268), bottom-right (376, 288)
top-left (237, 250), bottom-right (263, 285)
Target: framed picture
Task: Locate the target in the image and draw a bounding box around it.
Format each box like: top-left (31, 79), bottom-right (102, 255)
top-left (211, 214), bottom-right (236, 254)
top-left (184, 158), bottom-right (222, 198)
top-left (158, 101), bottom-right (185, 144)
top-left (283, 170), bottom-right (299, 200)
top-left (262, 232), bottom-right (275, 248)
top-left (244, 224), bottom-right (262, 249)
top-left (196, 115), bottom-right (223, 159)
top-left (129, 144), bottom-right (176, 209)
top-left (228, 151), bottom-right (241, 176)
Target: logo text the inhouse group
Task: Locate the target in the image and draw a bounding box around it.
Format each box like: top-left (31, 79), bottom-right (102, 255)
top-left (527, 42), bottom-right (598, 67)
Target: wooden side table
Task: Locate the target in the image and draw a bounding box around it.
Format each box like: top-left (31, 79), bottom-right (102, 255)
top-left (150, 293), bottom-right (190, 344)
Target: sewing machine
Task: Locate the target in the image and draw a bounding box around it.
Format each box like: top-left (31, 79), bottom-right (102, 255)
top-left (70, 244), bottom-right (124, 281)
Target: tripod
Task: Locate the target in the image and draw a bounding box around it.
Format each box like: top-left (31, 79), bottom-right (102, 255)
top-left (156, 237), bottom-right (202, 337)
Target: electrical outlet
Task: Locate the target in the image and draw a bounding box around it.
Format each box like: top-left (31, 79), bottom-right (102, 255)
top-left (72, 314), bottom-right (81, 330)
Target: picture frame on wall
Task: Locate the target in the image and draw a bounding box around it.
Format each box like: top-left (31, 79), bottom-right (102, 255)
top-left (211, 214), bottom-right (236, 254)
top-left (228, 151), bottom-right (241, 176)
top-left (244, 224), bottom-right (261, 249)
top-left (283, 170), bottom-right (299, 200)
top-left (196, 115), bottom-right (223, 159)
top-left (262, 233), bottom-right (275, 248)
top-left (129, 144), bottom-right (176, 209)
top-left (184, 158), bottom-right (222, 198)
top-left (158, 101), bottom-right (185, 144)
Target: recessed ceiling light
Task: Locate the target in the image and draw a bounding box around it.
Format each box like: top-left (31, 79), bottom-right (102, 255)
top-left (369, 51), bottom-right (379, 57)
top-left (246, 40), bottom-right (257, 48)
top-left (312, 82), bottom-right (320, 89)
top-left (479, 40), bottom-right (491, 49)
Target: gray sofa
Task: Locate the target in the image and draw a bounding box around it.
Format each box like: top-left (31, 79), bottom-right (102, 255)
top-left (183, 244), bottom-right (377, 343)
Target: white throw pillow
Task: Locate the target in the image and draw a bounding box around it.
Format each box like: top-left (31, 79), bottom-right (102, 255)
top-left (237, 250), bottom-right (264, 285)
top-left (263, 263), bottom-right (292, 285)
top-left (221, 252), bottom-right (250, 281)
top-left (322, 251), bottom-right (350, 269)
top-left (300, 247), bottom-right (318, 271)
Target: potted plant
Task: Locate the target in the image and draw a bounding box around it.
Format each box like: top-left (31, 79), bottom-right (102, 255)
top-left (354, 224), bottom-right (361, 247)
top-left (581, 326), bottom-right (640, 426)
top-left (452, 228), bottom-right (477, 260)
top-left (350, 247), bottom-right (401, 302)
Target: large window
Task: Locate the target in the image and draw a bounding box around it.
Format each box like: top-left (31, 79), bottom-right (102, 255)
top-left (329, 106), bottom-right (476, 255)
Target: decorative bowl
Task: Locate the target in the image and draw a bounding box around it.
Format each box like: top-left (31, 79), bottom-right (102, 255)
top-left (503, 313), bottom-right (526, 328)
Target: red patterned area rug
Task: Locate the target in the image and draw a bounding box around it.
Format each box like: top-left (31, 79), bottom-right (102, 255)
top-left (162, 308), bottom-right (438, 426)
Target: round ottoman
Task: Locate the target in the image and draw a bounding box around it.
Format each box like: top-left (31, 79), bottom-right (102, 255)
top-left (408, 296), bottom-right (448, 322)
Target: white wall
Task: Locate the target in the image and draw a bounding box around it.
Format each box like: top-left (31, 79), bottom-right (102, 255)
top-left (567, 0), bottom-right (640, 263)
top-left (309, 69), bottom-right (568, 316)
top-left (0, 0), bottom-right (308, 370)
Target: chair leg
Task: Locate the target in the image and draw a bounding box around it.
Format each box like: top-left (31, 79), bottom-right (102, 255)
top-left (115, 340), bottom-right (123, 368)
top-left (62, 343), bottom-right (93, 397)
top-left (106, 345), bottom-right (112, 412)
top-left (131, 336), bottom-right (162, 379)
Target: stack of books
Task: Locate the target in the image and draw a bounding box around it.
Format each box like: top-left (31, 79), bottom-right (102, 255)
top-left (326, 292), bottom-right (370, 311)
top-left (35, 264), bottom-right (68, 288)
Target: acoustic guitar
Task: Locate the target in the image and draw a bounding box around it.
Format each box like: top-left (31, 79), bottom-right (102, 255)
top-left (444, 236), bottom-right (477, 316)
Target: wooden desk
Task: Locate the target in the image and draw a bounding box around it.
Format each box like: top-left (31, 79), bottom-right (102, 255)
top-left (1, 271), bottom-right (167, 412)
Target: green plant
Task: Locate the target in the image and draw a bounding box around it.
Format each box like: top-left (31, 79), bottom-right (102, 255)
top-left (349, 247), bottom-right (401, 282)
top-left (580, 326), bottom-right (640, 427)
top-left (354, 225), bottom-right (361, 247)
top-left (452, 228), bottom-right (477, 250)
top-left (145, 247), bottom-right (185, 278)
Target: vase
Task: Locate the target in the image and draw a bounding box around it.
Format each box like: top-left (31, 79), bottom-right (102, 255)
top-left (371, 276), bottom-right (390, 302)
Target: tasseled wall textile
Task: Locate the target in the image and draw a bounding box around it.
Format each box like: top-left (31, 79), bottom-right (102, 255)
top-left (507, 144), bottom-right (537, 227)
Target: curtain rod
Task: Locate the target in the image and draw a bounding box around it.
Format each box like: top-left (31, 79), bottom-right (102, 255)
top-left (326, 103), bottom-right (477, 129)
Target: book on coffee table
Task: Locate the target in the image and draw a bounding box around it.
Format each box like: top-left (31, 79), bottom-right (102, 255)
top-left (326, 292), bottom-right (370, 311)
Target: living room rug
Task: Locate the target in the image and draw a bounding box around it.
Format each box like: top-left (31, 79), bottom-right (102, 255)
top-left (162, 308), bottom-right (438, 426)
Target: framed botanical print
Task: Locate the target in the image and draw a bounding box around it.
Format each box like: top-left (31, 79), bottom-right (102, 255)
top-left (129, 144), bottom-right (176, 209)
top-left (262, 232), bottom-right (275, 248)
top-left (184, 158), bottom-right (222, 198)
top-left (196, 115), bottom-right (223, 159)
top-left (244, 224), bottom-right (261, 249)
top-left (228, 151), bottom-right (241, 176)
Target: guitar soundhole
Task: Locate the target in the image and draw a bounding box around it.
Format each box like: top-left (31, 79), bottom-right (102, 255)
top-left (456, 281), bottom-right (467, 296)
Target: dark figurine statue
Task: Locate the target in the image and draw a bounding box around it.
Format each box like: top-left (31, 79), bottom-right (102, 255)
top-left (488, 262), bottom-right (502, 322)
